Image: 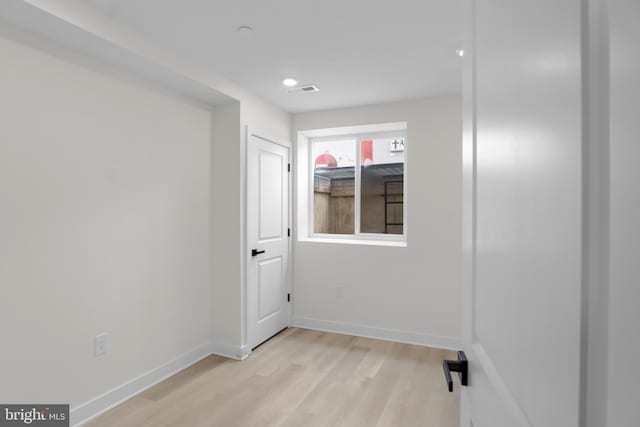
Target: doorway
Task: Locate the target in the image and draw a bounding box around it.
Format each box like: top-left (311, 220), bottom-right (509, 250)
top-left (246, 130), bottom-right (292, 349)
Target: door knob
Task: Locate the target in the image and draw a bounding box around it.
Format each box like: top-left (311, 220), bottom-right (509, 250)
top-left (251, 249), bottom-right (266, 257)
top-left (443, 351), bottom-right (468, 392)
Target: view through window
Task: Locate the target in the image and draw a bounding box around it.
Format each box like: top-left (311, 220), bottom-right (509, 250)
top-left (311, 132), bottom-right (406, 238)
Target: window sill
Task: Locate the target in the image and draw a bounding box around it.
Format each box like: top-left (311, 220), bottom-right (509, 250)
top-left (298, 237), bottom-right (407, 247)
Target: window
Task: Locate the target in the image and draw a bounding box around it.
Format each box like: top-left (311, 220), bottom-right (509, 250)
top-left (310, 130), bottom-right (406, 241)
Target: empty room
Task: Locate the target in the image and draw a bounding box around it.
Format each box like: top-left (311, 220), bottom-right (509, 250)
top-left (0, 1), bottom-right (638, 426)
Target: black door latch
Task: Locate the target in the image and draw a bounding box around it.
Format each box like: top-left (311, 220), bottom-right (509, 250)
top-left (443, 351), bottom-right (468, 392)
top-left (251, 249), bottom-right (266, 257)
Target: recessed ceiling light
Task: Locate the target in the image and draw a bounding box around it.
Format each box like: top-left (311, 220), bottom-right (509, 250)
top-left (237, 25), bottom-right (253, 33)
top-left (456, 48), bottom-right (465, 57)
top-left (282, 78), bottom-right (298, 87)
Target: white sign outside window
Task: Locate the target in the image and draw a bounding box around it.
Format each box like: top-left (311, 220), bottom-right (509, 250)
top-left (389, 138), bottom-right (405, 152)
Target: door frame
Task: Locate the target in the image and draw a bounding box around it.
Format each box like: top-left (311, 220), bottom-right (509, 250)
top-left (244, 127), bottom-right (293, 351)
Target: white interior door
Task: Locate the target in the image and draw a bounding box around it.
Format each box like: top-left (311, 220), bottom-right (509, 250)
top-left (247, 131), bottom-right (291, 349)
top-left (460, 1), bottom-right (583, 426)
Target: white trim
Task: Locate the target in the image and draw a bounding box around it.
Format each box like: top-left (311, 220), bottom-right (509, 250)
top-left (300, 122), bottom-right (407, 139)
top-left (291, 317), bottom-right (462, 351)
top-left (71, 341), bottom-right (250, 426)
top-left (295, 132), bottom-right (310, 240)
top-left (248, 127), bottom-right (293, 150)
top-left (581, 1), bottom-right (610, 426)
top-left (298, 236), bottom-right (407, 247)
top-left (71, 342), bottom-right (211, 426)
top-left (355, 133), bottom-right (362, 236)
top-left (307, 232), bottom-right (406, 243)
top-left (460, 1), bottom-right (476, 426)
top-left (239, 344), bottom-right (253, 360)
top-left (303, 126), bottom-right (408, 244)
top-left (287, 140), bottom-right (293, 329)
top-left (210, 341), bottom-right (252, 361)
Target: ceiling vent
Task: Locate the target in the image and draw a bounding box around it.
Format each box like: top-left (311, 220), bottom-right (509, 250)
top-left (288, 84), bottom-right (319, 93)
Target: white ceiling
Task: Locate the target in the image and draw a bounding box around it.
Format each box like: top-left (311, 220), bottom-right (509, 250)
top-left (84, 0), bottom-right (463, 113)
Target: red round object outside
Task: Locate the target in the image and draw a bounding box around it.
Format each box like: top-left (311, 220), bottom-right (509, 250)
top-left (314, 153), bottom-right (338, 168)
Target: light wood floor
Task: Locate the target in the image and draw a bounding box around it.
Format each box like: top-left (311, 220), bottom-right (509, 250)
top-left (87, 328), bottom-right (460, 427)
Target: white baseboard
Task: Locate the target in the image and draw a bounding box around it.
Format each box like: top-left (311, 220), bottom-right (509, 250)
top-left (291, 316), bottom-right (462, 351)
top-left (239, 344), bottom-right (252, 360)
top-left (70, 342), bottom-right (212, 426)
top-left (70, 320), bottom-right (457, 426)
top-left (210, 341), bottom-right (252, 361)
top-left (71, 340), bottom-right (250, 426)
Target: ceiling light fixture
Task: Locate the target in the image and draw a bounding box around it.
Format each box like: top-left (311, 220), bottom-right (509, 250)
top-left (456, 48), bottom-right (465, 57)
top-left (282, 78), bottom-right (298, 87)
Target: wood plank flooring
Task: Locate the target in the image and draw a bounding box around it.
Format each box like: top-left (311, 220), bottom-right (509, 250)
top-left (86, 328), bottom-right (460, 427)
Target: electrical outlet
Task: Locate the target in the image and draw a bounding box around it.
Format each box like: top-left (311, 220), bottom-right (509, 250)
top-left (336, 286), bottom-right (345, 301)
top-left (95, 333), bottom-right (108, 356)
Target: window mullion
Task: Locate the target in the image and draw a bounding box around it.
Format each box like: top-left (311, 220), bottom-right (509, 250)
top-left (308, 136), bottom-right (315, 238)
top-left (354, 137), bottom-right (361, 236)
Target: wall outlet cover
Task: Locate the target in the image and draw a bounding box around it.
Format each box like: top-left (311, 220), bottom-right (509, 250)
top-left (95, 333), bottom-right (108, 356)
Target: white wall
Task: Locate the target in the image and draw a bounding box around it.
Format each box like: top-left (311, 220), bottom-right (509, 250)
top-left (2, 0), bottom-right (294, 357)
top-left (210, 102), bottom-right (242, 348)
top-left (607, 0), bottom-right (640, 425)
top-left (291, 96), bottom-right (462, 344)
top-left (0, 32), bottom-right (213, 408)
top-left (209, 101), bottom-right (291, 352)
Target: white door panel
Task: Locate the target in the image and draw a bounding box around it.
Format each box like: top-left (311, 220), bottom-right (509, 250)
top-left (258, 257), bottom-right (283, 321)
top-left (462, 0), bottom-right (583, 426)
top-left (464, 344), bottom-right (529, 427)
top-left (247, 131), bottom-right (291, 349)
top-left (259, 150), bottom-right (284, 240)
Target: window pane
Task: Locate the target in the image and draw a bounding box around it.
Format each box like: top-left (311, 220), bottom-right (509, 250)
top-left (360, 137), bottom-right (405, 234)
top-left (312, 140), bottom-right (356, 234)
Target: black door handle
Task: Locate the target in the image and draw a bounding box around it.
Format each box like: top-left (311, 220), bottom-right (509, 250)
top-left (251, 249), bottom-right (266, 257)
top-left (443, 351), bottom-right (468, 392)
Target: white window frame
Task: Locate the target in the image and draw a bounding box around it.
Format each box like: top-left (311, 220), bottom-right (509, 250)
top-left (308, 129), bottom-right (407, 243)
